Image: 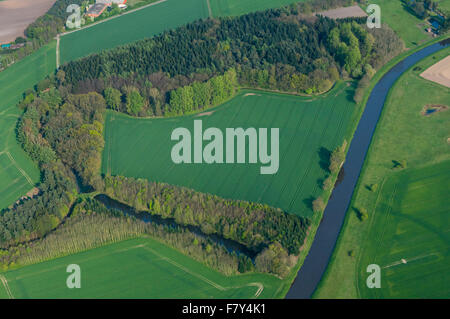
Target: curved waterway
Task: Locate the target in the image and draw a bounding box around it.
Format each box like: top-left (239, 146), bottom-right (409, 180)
top-left (286, 39), bottom-right (450, 299)
top-left (95, 194), bottom-right (258, 259)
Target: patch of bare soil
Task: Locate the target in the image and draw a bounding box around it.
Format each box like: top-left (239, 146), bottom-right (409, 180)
top-left (196, 111), bottom-right (215, 117)
top-left (420, 55), bottom-right (450, 88)
top-left (421, 104), bottom-right (448, 116)
top-left (0, 0), bottom-right (57, 43)
top-left (317, 5), bottom-right (367, 19)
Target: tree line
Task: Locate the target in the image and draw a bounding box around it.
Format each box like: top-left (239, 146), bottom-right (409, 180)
top-left (103, 175), bottom-right (310, 256)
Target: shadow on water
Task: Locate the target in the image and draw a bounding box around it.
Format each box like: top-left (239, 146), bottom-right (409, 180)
top-left (286, 40), bottom-right (450, 299)
top-left (94, 194), bottom-right (259, 259)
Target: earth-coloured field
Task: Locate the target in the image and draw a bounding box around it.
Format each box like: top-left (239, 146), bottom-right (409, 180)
top-left (0, 0), bottom-right (56, 43)
top-left (0, 237), bottom-right (284, 298)
top-left (420, 55), bottom-right (450, 88)
top-left (102, 83), bottom-right (357, 217)
top-left (317, 5), bottom-right (368, 19)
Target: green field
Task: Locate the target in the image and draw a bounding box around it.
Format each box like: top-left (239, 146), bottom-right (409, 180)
top-left (358, 162), bottom-right (450, 298)
top-left (209, 0), bottom-right (303, 17)
top-left (60, 0), bottom-right (209, 64)
top-left (0, 237), bottom-right (285, 298)
top-left (315, 48), bottom-right (450, 298)
top-left (102, 83), bottom-right (357, 217)
top-left (437, 0), bottom-right (450, 12)
top-left (366, 0), bottom-right (432, 48)
top-left (0, 42), bottom-right (56, 210)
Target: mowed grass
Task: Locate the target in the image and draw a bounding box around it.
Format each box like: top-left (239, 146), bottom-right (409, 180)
top-left (314, 48), bottom-right (450, 298)
top-left (0, 42), bottom-right (56, 210)
top-left (102, 83), bottom-right (357, 217)
top-left (209, 0), bottom-right (304, 17)
top-left (357, 162), bottom-right (450, 298)
top-left (364, 0), bottom-right (431, 48)
top-left (0, 237), bottom-right (284, 298)
top-left (60, 0), bottom-right (209, 64)
top-left (437, 0), bottom-right (450, 12)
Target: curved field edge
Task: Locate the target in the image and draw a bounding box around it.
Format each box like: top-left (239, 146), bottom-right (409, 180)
top-left (0, 41), bottom-right (56, 210)
top-left (101, 83), bottom-right (357, 218)
top-left (313, 37), bottom-right (450, 299)
top-left (0, 237), bottom-right (284, 298)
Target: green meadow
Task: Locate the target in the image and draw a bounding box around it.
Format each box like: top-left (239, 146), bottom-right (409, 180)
top-left (209, 0), bottom-right (303, 17)
top-left (0, 42), bottom-right (56, 210)
top-left (102, 83), bottom-right (357, 217)
top-left (365, 0), bottom-right (431, 48)
top-left (60, 0), bottom-right (209, 64)
top-left (0, 237), bottom-right (284, 298)
top-left (315, 48), bottom-right (450, 298)
top-left (358, 162), bottom-right (450, 298)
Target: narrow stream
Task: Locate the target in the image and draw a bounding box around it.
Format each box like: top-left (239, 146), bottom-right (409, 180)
top-left (95, 194), bottom-right (259, 259)
top-left (286, 39), bottom-right (449, 299)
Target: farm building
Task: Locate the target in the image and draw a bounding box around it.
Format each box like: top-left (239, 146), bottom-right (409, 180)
top-left (86, 0), bottom-right (127, 18)
top-left (96, 0), bottom-right (127, 4)
top-left (86, 3), bottom-right (108, 18)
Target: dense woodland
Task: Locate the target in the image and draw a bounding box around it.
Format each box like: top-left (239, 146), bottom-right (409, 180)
top-left (61, 5), bottom-right (403, 116)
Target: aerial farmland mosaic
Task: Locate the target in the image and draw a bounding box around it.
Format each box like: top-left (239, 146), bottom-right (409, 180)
top-left (0, 0), bottom-right (449, 308)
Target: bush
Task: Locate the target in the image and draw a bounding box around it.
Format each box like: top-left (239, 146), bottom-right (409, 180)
top-left (312, 197), bottom-right (326, 213)
top-left (356, 207), bottom-right (369, 221)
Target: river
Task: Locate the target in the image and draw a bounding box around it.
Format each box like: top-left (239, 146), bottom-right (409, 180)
top-left (286, 39), bottom-right (450, 299)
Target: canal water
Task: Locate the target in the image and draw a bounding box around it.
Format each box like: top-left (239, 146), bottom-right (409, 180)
top-left (286, 39), bottom-right (449, 299)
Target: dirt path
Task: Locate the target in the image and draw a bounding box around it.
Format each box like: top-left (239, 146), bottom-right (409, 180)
top-left (56, 34), bottom-right (60, 68)
top-left (6, 151), bottom-right (33, 186)
top-left (0, 275), bottom-right (14, 299)
top-left (206, 0), bottom-right (213, 18)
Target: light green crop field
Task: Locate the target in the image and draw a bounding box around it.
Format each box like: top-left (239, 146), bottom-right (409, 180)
top-left (102, 83), bottom-right (357, 217)
top-left (314, 48), bottom-right (450, 298)
top-left (365, 0), bottom-right (431, 48)
top-left (437, 0), bottom-right (450, 12)
top-left (209, 0), bottom-right (304, 17)
top-left (358, 162), bottom-right (450, 298)
top-left (60, 0), bottom-right (209, 64)
top-left (0, 237), bottom-right (285, 298)
top-left (0, 42), bottom-right (56, 210)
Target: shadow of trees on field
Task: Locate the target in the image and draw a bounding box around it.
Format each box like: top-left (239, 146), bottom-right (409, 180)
top-left (318, 147), bottom-right (331, 171)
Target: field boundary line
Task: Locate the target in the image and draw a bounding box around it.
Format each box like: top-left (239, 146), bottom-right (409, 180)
top-left (6, 151), bottom-right (33, 186)
top-left (143, 246), bottom-right (226, 291)
top-left (206, 0), bottom-right (213, 18)
top-left (58, 0), bottom-right (168, 39)
top-left (56, 34), bottom-right (60, 68)
top-left (0, 275), bottom-right (14, 299)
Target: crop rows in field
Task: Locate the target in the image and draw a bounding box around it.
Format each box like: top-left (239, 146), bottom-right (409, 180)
top-left (102, 83), bottom-right (357, 217)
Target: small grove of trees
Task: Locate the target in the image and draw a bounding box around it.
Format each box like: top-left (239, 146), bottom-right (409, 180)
top-left (103, 175), bottom-right (310, 256)
top-left (355, 207), bottom-right (369, 221)
top-left (0, 199), bottom-right (244, 276)
top-left (328, 22), bottom-right (375, 78)
top-left (0, 162), bottom-right (77, 249)
top-left (329, 140), bottom-right (348, 174)
top-left (312, 197), bottom-right (326, 213)
top-left (168, 69), bottom-right (238, 116)
top-left (404, 0), bottom-right (438, 19)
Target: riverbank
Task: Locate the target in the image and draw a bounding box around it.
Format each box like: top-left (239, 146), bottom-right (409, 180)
top-left (286, 35), bottom-right (450, 299)
top-left (313, 37), bottom-right (450, 299)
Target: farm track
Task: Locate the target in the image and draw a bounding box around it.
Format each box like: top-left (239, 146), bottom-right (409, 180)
top-left (0, 275), bottom-right (14, 299)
